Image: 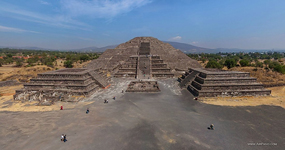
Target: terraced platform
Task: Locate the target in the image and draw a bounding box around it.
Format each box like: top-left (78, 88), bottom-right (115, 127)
top-left (14, 68), bottom-right (110, 104)
top-left (179, 68), bottom-right (271, 97)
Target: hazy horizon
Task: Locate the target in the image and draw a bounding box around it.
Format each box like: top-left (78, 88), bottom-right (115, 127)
top-left (1, 0), bottom-right (285, 50)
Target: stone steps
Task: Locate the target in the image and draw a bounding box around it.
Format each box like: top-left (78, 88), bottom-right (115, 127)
top-left (30, 77), bottom-right (91, 81)
top-left (195, 76), bottom-right (257, 84)
top-left (188, 84), bottom-right (271, 97)
top-left (179, 70), bottom-right (199, 88)
top-left (191, 81), bottom-right (264, 91)
top-left (24, 80), bottom-right (96, 87)
top-left (185, 68), bottom-right (271, 97)
top-left (152, 68), bottom-right (171, 72)
top-left (88, 71), bottom-right (109, 88)
top-left (16, 85), bottom-right (100, 96)
top-left (152, 72), bottom-right (174, 78)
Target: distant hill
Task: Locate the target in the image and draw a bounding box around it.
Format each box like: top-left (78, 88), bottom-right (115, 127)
top-left (163, 41), bottom-right (214, 53)
top-left (0, 46), bottom-right (48, 50)
top-left (1, 42), bottom-right (284, 53)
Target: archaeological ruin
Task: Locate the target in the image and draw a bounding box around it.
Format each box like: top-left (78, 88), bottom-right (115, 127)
top-left (14, 68), bottom-right (110, 105)
top-left (179, 68), bottom-right (271, 97)
top-left (14, 37), bottom-right (271, 103)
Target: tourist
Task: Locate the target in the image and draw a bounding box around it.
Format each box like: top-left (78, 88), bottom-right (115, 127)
top-left (122, 89), bottom-right (124, 93)
top-left (113, 96), bottom-right (116, 100)
top-left (86, 108), bottom-right (89, 114)
top-left (61, 134), bottom-right (64, 141)
top-left (60, 106), bottom-right (63, 110)
top-left (64, 134), bottom-right (67, 142)
top-left (210, 124), bottom-right (214, 130)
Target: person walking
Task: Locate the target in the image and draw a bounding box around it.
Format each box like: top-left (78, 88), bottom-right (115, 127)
top-left (210, 124), bottom-right (214, 130)
top-left (63, 134), bottom-right (67, 142)
top-left (86, 108), bottom-right (89, 114)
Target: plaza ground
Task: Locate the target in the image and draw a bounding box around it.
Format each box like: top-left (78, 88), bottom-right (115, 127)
top-left (0, 79), bottom-right (284, 150)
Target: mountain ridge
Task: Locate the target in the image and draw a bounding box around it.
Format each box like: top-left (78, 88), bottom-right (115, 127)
top-left (1, 42), bottom-right (284, 53)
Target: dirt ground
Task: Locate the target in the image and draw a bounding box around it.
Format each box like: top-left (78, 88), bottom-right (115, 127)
top-left (200, 86), bottom-right (285, 109)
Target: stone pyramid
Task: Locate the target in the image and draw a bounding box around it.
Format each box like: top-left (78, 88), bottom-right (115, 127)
top-left (86, 37), bottom-right (201, 72)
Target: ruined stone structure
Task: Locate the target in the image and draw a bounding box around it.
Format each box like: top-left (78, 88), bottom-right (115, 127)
top-left (13, 36), bottom-right (271, 101)
top-left (14, 68), bottom-right (110, 104)
top-left (179, 68), bottom-right (271, 97)
top-left (87, 37), bottom-right (202, 77)
top-left (126, 81), bottom-right (160, 92)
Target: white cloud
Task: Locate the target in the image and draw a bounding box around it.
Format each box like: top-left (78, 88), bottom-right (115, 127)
top-left (39, 0), bottom-right (50, 5)
top-left (0, 3), bottom-right (91, 30)
top-left (0, 25), bottom-right (39, 33)
top-left (170, 36), bottom-right (182, 41)
top-left (191, 41), bottom-right (198, 44)
top-left (60, 0), bottom-right (152, 18)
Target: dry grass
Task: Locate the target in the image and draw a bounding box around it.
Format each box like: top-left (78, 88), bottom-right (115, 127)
top-left (229, 67), bottom-right (285, 86)
top-left (0, 59), bottom-right (92, 82)
top-left (0, 65), bottom-right (54, 82)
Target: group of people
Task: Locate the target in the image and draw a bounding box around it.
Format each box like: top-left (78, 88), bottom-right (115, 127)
top-left (104, 96), bottom-right (116, 103)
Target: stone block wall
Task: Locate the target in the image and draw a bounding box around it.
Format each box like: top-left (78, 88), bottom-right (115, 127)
top-left (181, 68), bottom-right (271, 97)
top-left (14, 68), bottom-right (109, 102)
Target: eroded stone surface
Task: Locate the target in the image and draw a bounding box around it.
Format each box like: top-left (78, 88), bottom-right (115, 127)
top-left (126, 81), bottom-right (160, 92)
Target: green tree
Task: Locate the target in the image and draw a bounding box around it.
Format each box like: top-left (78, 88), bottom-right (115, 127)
top-left (239, 59), bottom-right (250, 67)
top-left (0, 59), bottom-right (3, 67)
top-left (205, 60), bottom-right (223, 69)
top-left (79, 54), bottom-right (90, 62)
top-left (263, 59), bottom-right (270, 68)
top-left (6, 54), bottom-right (13, 58)
top-left (224, 59), bottom-right (236, 69)
top-left (27, 58), bottom-right (37, 65)
top-left (15, 58), bottom-right (24, 67)
top-left (255, 61), bottom-right (263, 68)
top-left (64, 60), bottom-right (73, 68)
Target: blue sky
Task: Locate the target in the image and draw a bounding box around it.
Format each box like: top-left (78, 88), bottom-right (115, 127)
top-left (0, 0), bottom-right (285, 50)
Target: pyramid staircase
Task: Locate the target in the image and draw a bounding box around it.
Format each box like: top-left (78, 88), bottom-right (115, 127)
top-left (151, 55), bottom-right (174, 78)
top-left (114, 56), bottom-right (138, 78)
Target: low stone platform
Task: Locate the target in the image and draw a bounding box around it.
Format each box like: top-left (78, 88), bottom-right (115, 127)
top-left (179, 68), bottom-right (271, 97)
top-left (14, 68), bottom-right (110, 104)
top-left (126, 81), bottom-right (160, 92)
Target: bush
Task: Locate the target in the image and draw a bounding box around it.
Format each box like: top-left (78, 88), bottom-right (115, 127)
top-left (64, 60), bottom-right (73, 68)
top-left (205, 60), bottom-right (223, 69)
top-left (224, 59), bottom-right (236, 69)
top-left (79, 54), bottom-right (89, 62)
top-left (239, 59), bottom-right (250, 67)
top-left (273, 64), bottom-right (285, 74)
top-left (255, 61), bottom-right (263, 68)
top-left (15, 59), bottom-right (23, 67)
top-left (46, 62), bottom-right (54, 68)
